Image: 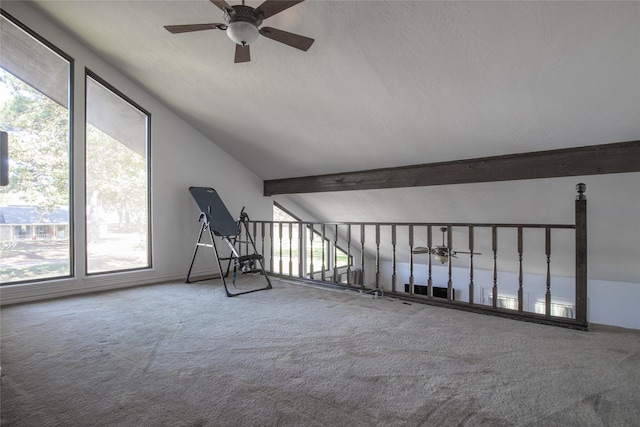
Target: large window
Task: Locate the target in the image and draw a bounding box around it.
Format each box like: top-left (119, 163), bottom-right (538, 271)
top-left (272, 203), bottom-right (299, 275)
top-left (272, 203), bottom-right (350, 277)
top-left (0, 11), bottom-right (152, 285)
top-left (0, 12), bottom-right (72, 284)
top-left (307, 228), bottom-right (351, 273)
top-left (85, 72), bottom-right (150, 274)
top-left (305, 226), bottom-right (330, 274)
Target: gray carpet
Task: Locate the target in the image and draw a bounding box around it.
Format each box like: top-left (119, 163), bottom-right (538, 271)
top-left (1, 278), bottom-right (639, 426)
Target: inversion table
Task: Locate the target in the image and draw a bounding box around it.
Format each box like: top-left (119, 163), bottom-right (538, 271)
top-left (186, 187), bottom-right (272, 296)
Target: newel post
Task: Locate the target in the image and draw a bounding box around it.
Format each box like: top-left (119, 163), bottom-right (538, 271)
top-left (575, 183), bottom-right (588, 326)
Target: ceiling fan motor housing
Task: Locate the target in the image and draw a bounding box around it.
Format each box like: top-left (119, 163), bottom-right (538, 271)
top-left (224, 5), bottom-right (263, 27)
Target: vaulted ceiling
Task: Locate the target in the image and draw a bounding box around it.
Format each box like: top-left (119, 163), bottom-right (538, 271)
top-left (23, 0), bottom-right (639, 180)
top-left (14, 1), bottom-right (640, 282)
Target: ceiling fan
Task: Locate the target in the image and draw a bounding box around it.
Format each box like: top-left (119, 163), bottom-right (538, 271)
top-left (413, 227), bottom-right (482, 264)
top-left (164, 0), bottom-right (314, 63)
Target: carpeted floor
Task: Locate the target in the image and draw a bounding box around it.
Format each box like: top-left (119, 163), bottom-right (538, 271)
top-left (1, 278), bottom-right (639, 426)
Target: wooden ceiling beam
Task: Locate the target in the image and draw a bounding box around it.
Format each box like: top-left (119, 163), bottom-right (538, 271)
top-left (264, 140), bottom-right (640, 196)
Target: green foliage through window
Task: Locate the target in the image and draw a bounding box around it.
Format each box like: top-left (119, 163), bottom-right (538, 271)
top-left (272, 203), bottom-right (351, 277)
top-left (85, 74), bottom-right (150, 274)
top-left (0, 12), bottom-right (72, 284)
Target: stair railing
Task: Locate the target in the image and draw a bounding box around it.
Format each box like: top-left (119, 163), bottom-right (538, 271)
top-left (244, 184), bottom-right (588, 329)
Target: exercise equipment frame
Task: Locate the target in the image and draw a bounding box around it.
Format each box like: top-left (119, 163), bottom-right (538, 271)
top-left (186, 187), bottom-right (272, 296)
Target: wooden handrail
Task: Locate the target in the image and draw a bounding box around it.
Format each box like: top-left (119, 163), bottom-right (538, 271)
top-left (247, 185), bottom-right (588, 330)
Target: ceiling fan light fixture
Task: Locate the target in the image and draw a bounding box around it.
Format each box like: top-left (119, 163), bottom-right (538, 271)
top-left (227, 21), bottom-right (259, 45)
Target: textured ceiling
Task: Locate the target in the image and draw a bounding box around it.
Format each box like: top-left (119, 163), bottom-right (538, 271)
top-left (23, 0), bottom-right (639, 181)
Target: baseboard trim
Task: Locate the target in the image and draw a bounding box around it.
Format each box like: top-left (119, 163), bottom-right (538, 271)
top-left (0, 271), bottom-right (217, 305)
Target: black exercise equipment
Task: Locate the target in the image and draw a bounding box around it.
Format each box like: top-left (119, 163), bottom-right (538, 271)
top-left (186, 186), bottom-right (272, 296)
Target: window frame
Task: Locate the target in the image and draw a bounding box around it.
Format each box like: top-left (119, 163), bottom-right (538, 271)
top-left (0, 9), bottom-right (75, 285)
top-left (84, 69), bottom-right (152, 276)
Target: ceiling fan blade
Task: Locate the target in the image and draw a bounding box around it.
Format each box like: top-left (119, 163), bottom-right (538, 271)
top-left (164, 23), bottom-right (226, 34)
top-left (256, 1), bottom-right (304, 20)
top-left (412, 247), bottom-right (431, 254)
top-left (210, 0), bottom-right (232, 12)
top-left (259, 27), bottom-right (314, 51)
top-left (235, 44), bottom-right (251, 63)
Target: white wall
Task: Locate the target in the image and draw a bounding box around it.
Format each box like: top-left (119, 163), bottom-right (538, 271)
top-left (0, 2), bottom-right (273, 303)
